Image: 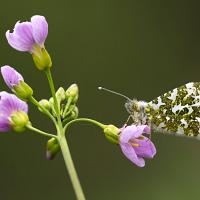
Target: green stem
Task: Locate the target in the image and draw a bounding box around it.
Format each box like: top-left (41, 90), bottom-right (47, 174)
top-left (29, 96), bottom-right (57, 125)
top-left (45, 68), bottom-right (60, 117)
top-left (26, 124), bottom-right (57, 138)
top-left (45, 68), bottom-right (63, 133)
top-left (62, 97), bottom-right (72, 117)
top-left (58, 134), bottom-right (86, 200)
top-left (45, 68), bottom-right (85, 199)
top-left (64, 118), bottom-right (106, 133)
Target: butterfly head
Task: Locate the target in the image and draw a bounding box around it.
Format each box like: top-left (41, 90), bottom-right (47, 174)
top-left (98, 86), bottom-right (149, 125)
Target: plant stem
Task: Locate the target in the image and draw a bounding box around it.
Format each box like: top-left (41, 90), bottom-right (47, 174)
top-left (58, 134), bottom-right (86, 200)
top-left (62, 97), bottom-right (72, 117)
top-left (45, 68), bottom-right (85, 199)
top-left (64, 118), bottom-right (106, 133)
top-left (26, 124), bottom-right (57, 138)
top-left (45, 68), bottom-right (60, 117)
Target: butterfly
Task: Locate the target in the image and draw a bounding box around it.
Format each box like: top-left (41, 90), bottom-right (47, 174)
top-left (99, 82), bottom-right (200, 138)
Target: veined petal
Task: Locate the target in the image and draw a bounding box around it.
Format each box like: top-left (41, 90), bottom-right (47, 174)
top-left (6, 21), bottom-right (34, 52)
top-left (6, 31), bottom-right (32, 52)
top-left (31, 15), bottom-right (48, 46)
top-left (120, 125), bottom-right (150, 143)
top-left (120, 142), bottom-right (145, 167)
top-left (14, 22), bottom-right (34, 44)
top-left (0, 116), bottom-right (11, 132)
top-left (0, 92), bottom-right (28, 116)
top-left (1, 66), bottom-right (24, 89)
top-left (133, 137), bottom-right (157, 158)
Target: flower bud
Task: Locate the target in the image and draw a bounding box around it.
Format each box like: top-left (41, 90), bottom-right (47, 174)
top-left (66, 84), bottom-right (78, 103)
top-left (10, 111), bottom-right (29, 132)
top-left (62, 104), bottom-right (79, 119)
top-left (32, 47), bottom-right (52, 71)
top-left (103, 125), bottom-right (120, 144)
top-left (70, 106), bottom-right (79, 119)
top-left (13, 81), bottom-right (33, 100)
top-left (39, 99), bottom-right (51, 112)
top-left (46, 138), bottom-right (60, 160)
top-left (56, 87), bottom-right (66, 102)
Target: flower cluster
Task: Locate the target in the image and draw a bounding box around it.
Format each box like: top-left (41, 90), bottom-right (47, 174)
top-left (1, 14), bottom-right (157, 200)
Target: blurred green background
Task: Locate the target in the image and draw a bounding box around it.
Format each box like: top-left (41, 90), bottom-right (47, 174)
top-left (0, 0), bottom-right (200, 199)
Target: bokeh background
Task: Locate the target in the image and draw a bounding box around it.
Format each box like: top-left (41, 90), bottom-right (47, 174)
top-left (0, 0), bottom-right (200, 199)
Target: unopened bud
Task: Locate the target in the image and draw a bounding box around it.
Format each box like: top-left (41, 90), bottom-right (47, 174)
top-left (13, 81), bottom-right (33, 100)
top-left (56, 87), bottom-right (66, 102)
top-left (66, 84), bottom-right (78, 103)
top-left (104, 125), bottom-right (120, 144)
top-left (10, 111), bottom-right (29, 132)
top-left (46, 138), bottom-right (60, 160)
top-left (32, 48), bottom-right (52, 71)
top-left (39, 99), bottom-right (51, 111)
top-left (71, 106), bottom-right (79, 119)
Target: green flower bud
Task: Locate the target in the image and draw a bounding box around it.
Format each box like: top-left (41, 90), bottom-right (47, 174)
top-left (13, 81), bottom-right (33, 100)
top-left (71, 106), bottom-right (79, 119)
top-left (32, 47), bottom-right (52, 71)
top-left (103, 125), bottom-right (120, 144)
top-left (62, 104), bottom-right (79, 119)
top-left (39, 99), bottom-right (51, 112)
top-left (46, 138), bottom-right (60, 160)
top-left (66, 84), bottom-right (78, 103)
top-left (10, 111), bottom-right (29, 132)
top-left (56, 87), bottom-right (66, 102)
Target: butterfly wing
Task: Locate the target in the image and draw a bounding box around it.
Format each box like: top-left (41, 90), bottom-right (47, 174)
top-left (147, 82), bottom-right (200, 137)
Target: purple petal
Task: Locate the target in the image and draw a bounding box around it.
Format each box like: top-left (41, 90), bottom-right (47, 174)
top-left (120, 125), bottom-right (151, 143)
top-left (6, 21), bottom-right (34, 52)
top-left (120, 142), bottom-right (145, 167)
top-left (31, 15), bottom-right (48, 46)
top-left (133, 137), bottom-right (157, 158)
top-left (0, 116), bottom-right (11, 132)
top-left (0, 92), bottom-right (28, 116)
top-left (1, 65), bottom-right (24, 89)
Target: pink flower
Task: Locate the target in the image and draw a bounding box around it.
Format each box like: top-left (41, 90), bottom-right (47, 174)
top-left (119, 125), bottom-right (156, 167)
top-left (0, 92), bottom-right (28, 132)
top-left (1, 65), bottom-right (24, 89)
top-left (6, 15), bottom-right (48, 53)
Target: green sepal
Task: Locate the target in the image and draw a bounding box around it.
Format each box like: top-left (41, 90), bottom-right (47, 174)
top-left (46, 138), bottom-right (60, 160)
top-left (103, 125), bottom-right (120, 144)
top-left (10, 111), bottom-right (30, 133)
top-left (13, 81), bottom-right (33, 100)
top-left (38, 99), bottom-right (51, 112)
top-left (32, 48), bottom-right (52, 71)
top-left (66, 84), bottom-right (79, 103)
top-left (56, 87), bottom-right (66, 102)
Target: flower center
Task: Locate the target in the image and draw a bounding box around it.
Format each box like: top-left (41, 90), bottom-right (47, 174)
top-left (129, 139), bottom-right (140, 147)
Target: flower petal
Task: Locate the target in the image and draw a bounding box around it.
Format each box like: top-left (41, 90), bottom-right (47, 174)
top-left (133, 137), bottom-right (157, 158)
top-left (6, 31), bottom-right (31, 52)
top-left (6, 21), bottom-right (34, 52)
top-left (0, 92), bottom-right (28, 116)
top-left (0, 116), bottom-right (11, 132)
top-left (1, 66), bottom-right (24, 89)
top-left (120, 142), bottom-right (145, 167)
top-left (31, 15), bottom-right (48, 46)
top-left (120, 125), bottom-right (150, 143)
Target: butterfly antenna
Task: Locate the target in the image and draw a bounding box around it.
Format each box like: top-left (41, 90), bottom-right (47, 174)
top-left (98, 86), bottom-right (132, 101)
